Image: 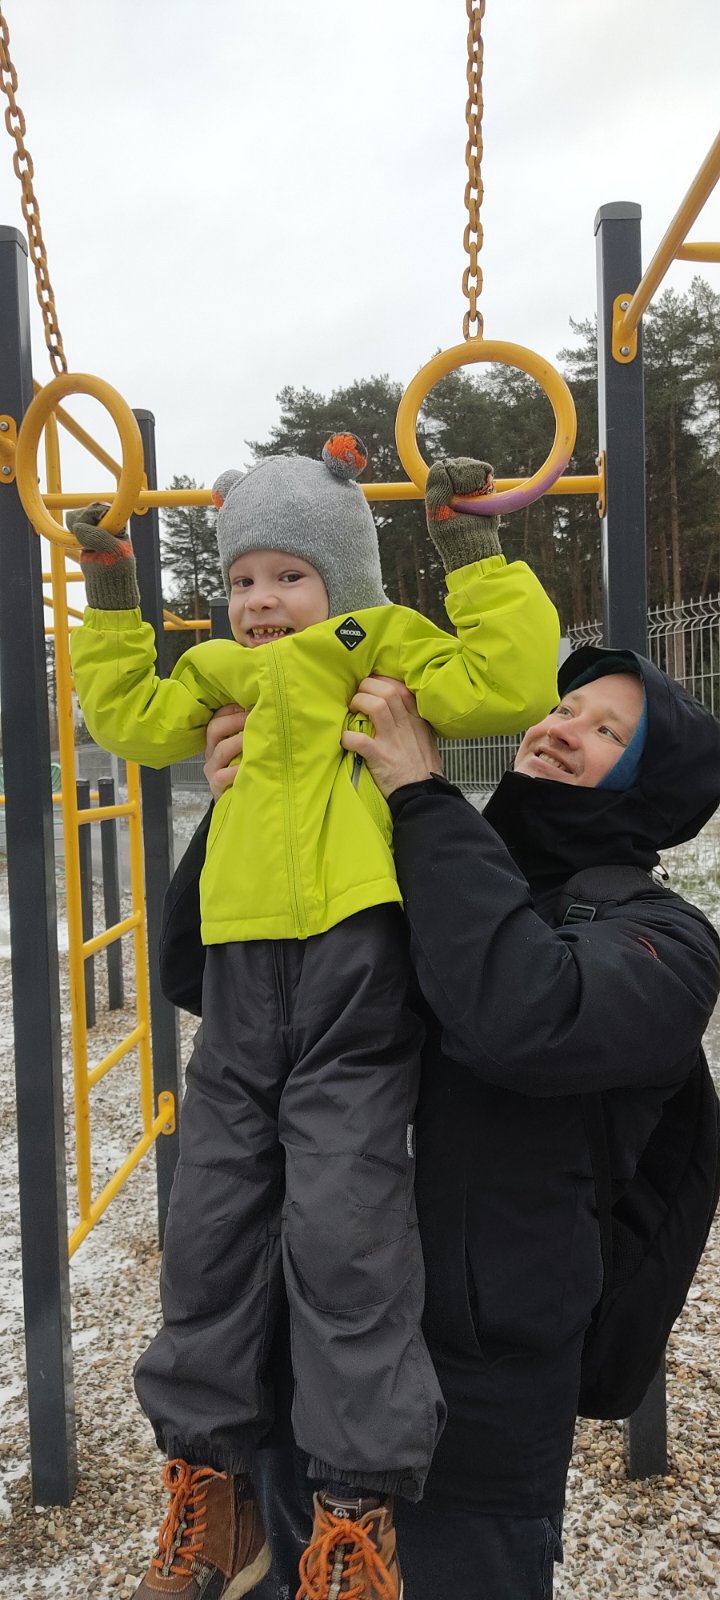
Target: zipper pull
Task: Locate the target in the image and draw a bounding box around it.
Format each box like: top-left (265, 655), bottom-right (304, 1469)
top-left (351, 753), bottom-right (363, 789)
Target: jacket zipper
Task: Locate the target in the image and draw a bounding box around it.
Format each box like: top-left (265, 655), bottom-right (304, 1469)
top-left (268, 646), bottom-right (307, 937)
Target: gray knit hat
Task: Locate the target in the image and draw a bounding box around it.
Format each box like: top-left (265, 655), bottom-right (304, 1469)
top-left (212, 433), bottom-right (389, 615)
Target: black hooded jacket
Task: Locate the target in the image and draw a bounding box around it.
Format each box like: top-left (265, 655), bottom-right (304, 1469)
top-left (386, 648), bottom-right (720, 1511)
top-left (158, 648), bottom-right (720, 1514)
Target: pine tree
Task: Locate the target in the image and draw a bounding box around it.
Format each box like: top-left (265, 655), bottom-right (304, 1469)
top-left (160, 475), bottom-right (223, 645)
top-left (688, 276), bottom-right (720, 596)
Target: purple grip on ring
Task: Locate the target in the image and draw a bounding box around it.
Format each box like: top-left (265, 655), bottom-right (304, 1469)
top-left (453, 463), bottom-right (562, 516)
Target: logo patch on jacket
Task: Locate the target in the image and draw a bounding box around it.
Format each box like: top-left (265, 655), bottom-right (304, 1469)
top-left (335, 617), bottom-right (366, 651)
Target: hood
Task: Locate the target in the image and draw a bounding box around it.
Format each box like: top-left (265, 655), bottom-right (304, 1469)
top-left (483, 645), bottom-right (720, 891)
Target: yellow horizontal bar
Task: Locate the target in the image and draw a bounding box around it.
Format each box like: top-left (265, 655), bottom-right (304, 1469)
top-left (164, 618), bottom-right (212, 631)
top-left (163, 606), bottom-right (212, 631)
top-left (0, 791), bottom-right (102, 806)
top-left (53, 791), bottom-right (99, 804)
top-left (570, 474), bottom-right (602, 496)
top-left (364, 482), bottom-right (430, 502)
top-left (44, 473), bottom-right (601, 514)
top-left (82, 911), bottom-right (140, 958)
top-left (33, 378), bottom-right (122, 479)
top-left (675, 241), bottom-right (720, 262)
top-left (77, 801), bottom-right (136, 824)
top-left (366, 475), bottom-right (601, 502)
top-left (68, 1096), bottom-right (175, 1257)
top-left (86, 1022), bottom-right (147, 1088)
top-left (619, 130), bottom-right (720, 340)
top-left (164, 620), bottom-right (212, 631)
top-left (45, 488), bottom-right (212, 509)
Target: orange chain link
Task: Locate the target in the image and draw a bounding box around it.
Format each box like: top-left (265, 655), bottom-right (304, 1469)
top-left (0, 4), bottom-right (67, 373)
top-left (462, 0), bottom-right (485, 341)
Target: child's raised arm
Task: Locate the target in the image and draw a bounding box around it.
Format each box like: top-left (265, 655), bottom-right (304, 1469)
top-left (68, 504), bottom-right (230, 768)
top-left (375, 458), bottom-right (560, 738)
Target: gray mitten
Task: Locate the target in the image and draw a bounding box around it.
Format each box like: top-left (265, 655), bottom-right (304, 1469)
top-left (66, 501), bottom-right (140, 610)
top-left (425, 457), bottom-right (502, 572)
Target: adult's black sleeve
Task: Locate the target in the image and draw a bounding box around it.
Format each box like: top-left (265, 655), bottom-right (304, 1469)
top-left (158, 803), bottom-right (213, 1016)
top-left (389, 778), bottom-right (720, 1097)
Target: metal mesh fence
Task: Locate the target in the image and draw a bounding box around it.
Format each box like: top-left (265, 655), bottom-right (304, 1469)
top-left (567, 594), bottom-right (720, 718)
top-left (439, 733), bottom-right (520, 792)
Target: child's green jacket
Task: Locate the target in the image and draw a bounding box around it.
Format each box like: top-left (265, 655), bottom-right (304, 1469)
top-left (71, 556), bottom-right (559, 943)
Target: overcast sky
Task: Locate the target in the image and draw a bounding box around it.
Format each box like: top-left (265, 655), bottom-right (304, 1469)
top-left (1, 0), bottom-right (719, 498)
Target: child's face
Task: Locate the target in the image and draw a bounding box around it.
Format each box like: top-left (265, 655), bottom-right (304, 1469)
top-left (228, 549), bottom-right (329, 646)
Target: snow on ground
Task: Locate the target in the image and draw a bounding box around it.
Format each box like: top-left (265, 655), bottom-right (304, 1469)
top-left (0, 821), bottom-right (719, 1597)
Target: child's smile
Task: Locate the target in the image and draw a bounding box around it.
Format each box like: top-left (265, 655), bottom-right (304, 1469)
top-left (246, 624), bottom-right (294, 645)
top-left (227, 549), bottom-right (330, 647)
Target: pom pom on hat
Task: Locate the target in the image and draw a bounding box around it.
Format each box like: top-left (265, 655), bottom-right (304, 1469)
top-left (212, 467), bottom-right (244, 510)
top-left (322, 432), bottom-right (368, 482)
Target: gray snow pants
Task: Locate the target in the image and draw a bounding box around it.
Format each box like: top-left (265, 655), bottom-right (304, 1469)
top-left (134, 906), bottom-right (446, 1500)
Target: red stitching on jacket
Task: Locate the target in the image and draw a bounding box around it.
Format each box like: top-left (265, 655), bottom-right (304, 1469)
top-left (637, 936), bottom-right (659, 960)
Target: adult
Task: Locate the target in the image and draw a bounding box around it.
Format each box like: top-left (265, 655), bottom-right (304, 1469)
top-left (158, 646), bottom-right (720, 1600)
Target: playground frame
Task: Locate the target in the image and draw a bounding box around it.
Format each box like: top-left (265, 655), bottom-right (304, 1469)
top-left (0, 126), bottom-right (718, 1502)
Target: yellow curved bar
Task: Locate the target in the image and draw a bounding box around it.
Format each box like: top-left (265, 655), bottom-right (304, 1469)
top-left (16, 372), bottom-right (145, 550)
top-left (395, 340), bottom-right (577, 516)
top-left (33, 378), bottom-right (123, 479)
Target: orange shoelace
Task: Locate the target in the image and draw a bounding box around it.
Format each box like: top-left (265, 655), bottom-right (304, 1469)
top-left (296, 1504), bottom-right (396, 1600)
top-left (151, 1459), bottom-right (225, 1579)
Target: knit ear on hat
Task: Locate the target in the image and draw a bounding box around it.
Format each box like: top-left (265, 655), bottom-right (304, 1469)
top-left (211, 468), bottom-right (245, 510)
top-left (322, 433), bottom-right (368, 482)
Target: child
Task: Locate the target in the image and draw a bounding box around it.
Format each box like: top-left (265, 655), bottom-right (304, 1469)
top-left (69, 437), bottom-right (559, 1600)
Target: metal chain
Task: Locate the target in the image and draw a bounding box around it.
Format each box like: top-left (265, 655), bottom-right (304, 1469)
top-left (462, 0), bottom-right (485, 340)
top-left (0, 5), bottom-right (67, 373)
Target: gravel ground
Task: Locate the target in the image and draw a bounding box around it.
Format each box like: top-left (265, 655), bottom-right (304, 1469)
top-left (0, 825), bottom-right (719, 1599)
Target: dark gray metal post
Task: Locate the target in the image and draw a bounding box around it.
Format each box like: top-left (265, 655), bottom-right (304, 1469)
top-left (597, 204), bottom-right (666, 1476)
top-left (0, 227), bottom-right (77, 1503)
top-left (595, 203), bottom-right (647, 653)
top-left (98, 776), bottom-right (124, 1009)
top-left (624, 1358), bottom-right (668, 1480)
top-left (76, 780), bottom-right (96, 1028)
top-left (130, 411), bottom-right (181, 1244)
top-left (210, 595), bottom-right (233, 639)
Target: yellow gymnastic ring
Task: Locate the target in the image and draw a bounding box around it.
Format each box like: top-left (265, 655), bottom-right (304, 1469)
top-left (16, 372), bottom-right (145, 549)
top-left (395, 340), bottom-right (577, 515)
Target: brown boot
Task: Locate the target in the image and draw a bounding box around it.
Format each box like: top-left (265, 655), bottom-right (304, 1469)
top-left (131, 1459), bottom-right (271, 1598)
top-left (296, 1492), bottom-right (403, 1600)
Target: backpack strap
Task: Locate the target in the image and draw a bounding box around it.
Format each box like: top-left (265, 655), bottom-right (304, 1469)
top-left (563, 901), bottom-right (597, 926)
top-left (559, 864), bottom-right (672, 930)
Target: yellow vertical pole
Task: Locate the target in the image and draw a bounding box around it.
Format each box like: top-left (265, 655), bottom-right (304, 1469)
top-left (126, 759), bottom-right (154, 1135)
top-left (44, 417), bottom-right (92, 1224)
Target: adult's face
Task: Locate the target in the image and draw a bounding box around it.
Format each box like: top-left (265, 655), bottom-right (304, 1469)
top-left (513, 673), bottom-right (645, 789)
